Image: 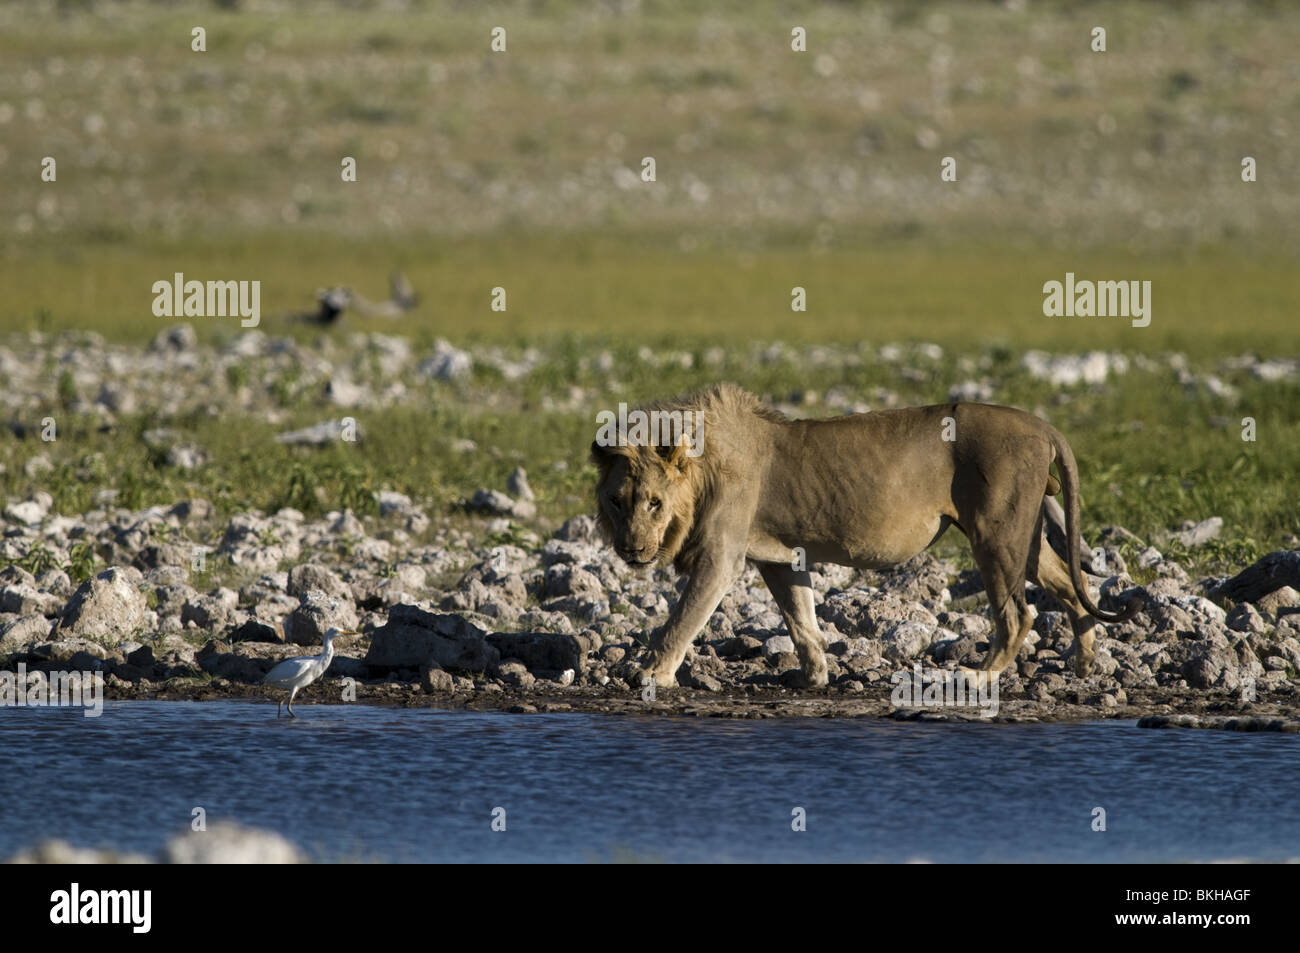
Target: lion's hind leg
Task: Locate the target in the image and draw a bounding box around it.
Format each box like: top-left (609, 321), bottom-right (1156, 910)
top-left (973, 555), bottom-right (1035, 674)
top-left (1030, 535), bottom-right (1099, 677)
top-left (758, 563), bottom-right (830, 688)
top-left (964, 522), bottom-right (1038, 676)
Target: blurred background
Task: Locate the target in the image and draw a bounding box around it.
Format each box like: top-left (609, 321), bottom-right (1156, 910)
top-left (0, 0), bottom-right (1296, 575)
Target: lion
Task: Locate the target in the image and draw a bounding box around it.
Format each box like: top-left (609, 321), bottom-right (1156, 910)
top-left (591, 383), bottom-right (1142, 690)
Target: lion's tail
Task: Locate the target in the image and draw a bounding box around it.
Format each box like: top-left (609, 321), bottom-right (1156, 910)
top-left (1046, 428), bottom-right (1144, 624)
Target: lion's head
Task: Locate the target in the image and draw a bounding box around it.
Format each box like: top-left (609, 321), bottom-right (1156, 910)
top-left (590, 439), bottom-right (697, 569)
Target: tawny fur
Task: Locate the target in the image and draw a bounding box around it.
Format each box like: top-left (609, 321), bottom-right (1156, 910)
top-left (592, 383), bottom-right (1142, 690)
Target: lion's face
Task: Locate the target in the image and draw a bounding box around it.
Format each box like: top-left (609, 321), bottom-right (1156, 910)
top-left (592, 443), bottom-right (693, 568)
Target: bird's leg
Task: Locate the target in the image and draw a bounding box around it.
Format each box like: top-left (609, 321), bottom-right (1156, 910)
top-left (276, 698), bottom-right (283, 717)
top-left (288, 687), bottom-right (297, 718)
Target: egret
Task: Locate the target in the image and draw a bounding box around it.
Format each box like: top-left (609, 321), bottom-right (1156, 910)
top-left (263, 627), bottom-right (357, 717)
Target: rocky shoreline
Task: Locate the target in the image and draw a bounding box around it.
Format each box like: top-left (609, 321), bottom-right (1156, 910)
top-left (94, 678), bottom-right (1300, 729)
top-left (3, 478), bottom-right (1299, 731)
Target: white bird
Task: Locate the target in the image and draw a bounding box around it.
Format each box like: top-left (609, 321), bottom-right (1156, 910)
top-left (262, 627), bottom-right (357, 718)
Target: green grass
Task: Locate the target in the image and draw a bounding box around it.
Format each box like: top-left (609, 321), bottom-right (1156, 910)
top-left (3, 230), bottom-right (1296, 358)
top-left (2, 328), bottom-right (1293, 581)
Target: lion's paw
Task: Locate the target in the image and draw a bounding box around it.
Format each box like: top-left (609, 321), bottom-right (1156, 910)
top-left (616, 654), bottom-right (680, 692)
top-left (781, 667), bottom-right (829, 690)
top-left (641, 659), bottom-right (681, 689)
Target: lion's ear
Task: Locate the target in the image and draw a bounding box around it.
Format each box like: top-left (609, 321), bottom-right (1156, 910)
top-left (590, 440), bottom-right (632, 468)
top-left (664, 437), bottom-right (692, 475)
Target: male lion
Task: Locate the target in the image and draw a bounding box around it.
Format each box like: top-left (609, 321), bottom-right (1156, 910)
top-left (591, 383), bottom-right (1142, 690)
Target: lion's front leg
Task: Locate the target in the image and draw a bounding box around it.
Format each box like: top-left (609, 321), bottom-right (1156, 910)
top-left (632, 549), bottom-right (744, 690)
top-left (757, 563), bottom-right (829, 688)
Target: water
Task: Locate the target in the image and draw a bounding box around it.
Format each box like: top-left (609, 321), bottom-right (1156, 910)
top-left (2, 701), bottom-right (1297, 862)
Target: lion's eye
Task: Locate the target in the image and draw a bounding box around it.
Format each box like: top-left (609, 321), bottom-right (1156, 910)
top-left (648, 498), bottom-right (661, 511)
